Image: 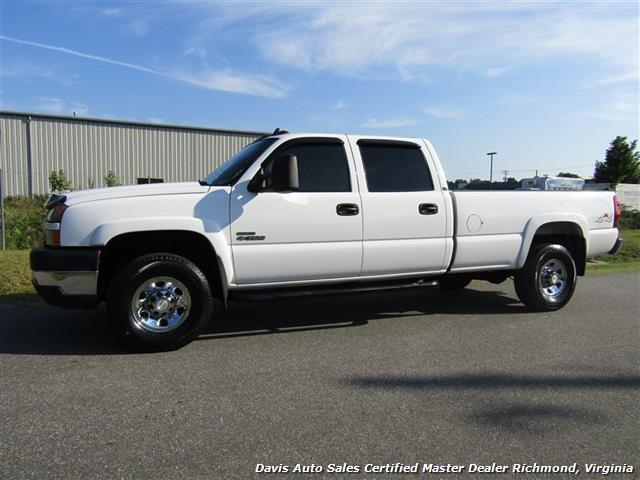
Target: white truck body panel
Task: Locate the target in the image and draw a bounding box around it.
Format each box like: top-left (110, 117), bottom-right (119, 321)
top-left (60, 186), bottom-right (236, 286)
top-left (348, 135), bottom-right (450, 276)
top-left (230, 134), bottom-right (363, 284)
top-left (450, 191), bottom-right (616, 272)
top-left (52, 133), bottom-right (619, 292)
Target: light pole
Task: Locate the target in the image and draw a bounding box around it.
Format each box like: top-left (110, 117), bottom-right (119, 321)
top-left (486, 152), bottom-right (497, 190)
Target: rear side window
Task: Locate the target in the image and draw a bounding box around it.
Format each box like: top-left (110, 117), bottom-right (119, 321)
top-left (359, 143), bottom-right (434, 192)
top-left (276, 142), bottom-right (351, 192)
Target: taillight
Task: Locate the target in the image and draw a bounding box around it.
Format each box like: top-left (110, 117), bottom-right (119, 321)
top-left (613, 195), bottom-right (621, 228)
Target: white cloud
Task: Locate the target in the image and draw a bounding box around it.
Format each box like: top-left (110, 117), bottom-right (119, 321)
top-left (98, 8), bottom-right (123, 17)
top-left (35, 97), bottom-right (88, 115)
top-left (423, 106), bottom-right (462, 119)
top-left (1, 63), bottom-right (80, 86)
top-left (36, 97), bottom-right (64, 113)
top-left (591, 91), bottom-right (639, 122)
top-left (208, 3), bottom-right (637, 81)
top-left (71, 102), bottom-right (89, 116)
top-left (588, 71), bottom-right (640, 87)
top-left (333, 100), bottom-right (346, 110)
top-left (181, 69), bottom-right (289, 98)
top-left (483, 66), bottom-right (512, 78)
top-left (0, 35), bottom-right (288, 98)
top-left (126, 18), bottom-right (151, 37)
top-left (361, 117), bottom-right (417, 129)
top-left (498, 93), bottom-right (537, 105)
top-left (183, 46), bottom-right (208, 60)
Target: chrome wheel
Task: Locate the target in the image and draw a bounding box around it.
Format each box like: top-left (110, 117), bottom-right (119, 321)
top-left (538, 259), bottom-right (568, 301)
top-left (131, 277), bottom-right (191, 333)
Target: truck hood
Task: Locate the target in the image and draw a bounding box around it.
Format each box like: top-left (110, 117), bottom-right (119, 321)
top-left (63, 182), bottom-right (211, 206)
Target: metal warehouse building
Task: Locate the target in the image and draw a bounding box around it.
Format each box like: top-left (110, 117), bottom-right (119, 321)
top-left (0, 110), bottom-right (265, 197)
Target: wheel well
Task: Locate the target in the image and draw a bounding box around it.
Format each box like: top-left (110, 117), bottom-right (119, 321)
top-left (97, 230), bottom-right (223, 302)
top-left (530, 222), bottom-right (586, 275)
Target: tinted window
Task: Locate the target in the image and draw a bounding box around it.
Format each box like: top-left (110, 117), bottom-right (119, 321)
top-left (274, 142), bottom-right (351, 192)
top-left (359, 143), bottom-right (434, 192)
top-left (202, 137), bottom-right (277, 186)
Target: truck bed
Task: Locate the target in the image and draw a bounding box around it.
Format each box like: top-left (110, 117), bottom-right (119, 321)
top-left (449, 190), bottom-right (618, 272)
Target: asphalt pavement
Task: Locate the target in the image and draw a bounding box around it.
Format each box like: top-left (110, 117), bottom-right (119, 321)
top-left (0, 272), bottom-right (638, 479)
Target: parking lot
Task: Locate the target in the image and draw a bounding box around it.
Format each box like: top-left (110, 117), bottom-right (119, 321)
top-left (1, 272), bottom-right (638, 479)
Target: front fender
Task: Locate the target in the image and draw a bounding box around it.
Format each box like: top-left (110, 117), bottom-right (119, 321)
top-left (89, 217), bottom-right (234, 287)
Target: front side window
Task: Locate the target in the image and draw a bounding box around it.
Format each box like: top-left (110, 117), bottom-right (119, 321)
top-left (359, 142), bottom-right (434, 192)
top-left (202, 137), bottom-right (277, 186)
top-left (270, 141), bottom-right (351, 192)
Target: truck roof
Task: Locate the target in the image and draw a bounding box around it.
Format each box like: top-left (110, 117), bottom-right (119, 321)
top-left (261, 132), bottom-right (428, 143)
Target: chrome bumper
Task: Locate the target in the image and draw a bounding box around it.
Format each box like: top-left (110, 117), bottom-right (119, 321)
top-left (31, 247), bottom-right (101, 308)
top-left (32, 271), bottom-right (98, 296)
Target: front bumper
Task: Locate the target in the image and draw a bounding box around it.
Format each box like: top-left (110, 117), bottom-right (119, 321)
top-left (30, 247), bottom-right (101, 308)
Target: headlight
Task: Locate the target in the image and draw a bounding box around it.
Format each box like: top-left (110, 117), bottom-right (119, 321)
top-left (46, 204), bottom-right (68, 223)
top-left (44, 198), bottom-right (68, 246)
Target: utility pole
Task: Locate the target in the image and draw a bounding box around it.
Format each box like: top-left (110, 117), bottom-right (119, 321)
top-left (486, 152), bottom-right (497, 190)
top-left (502, 170), bottom-right (509, 182)
top-left (25, 116), bottom-right (34, 198)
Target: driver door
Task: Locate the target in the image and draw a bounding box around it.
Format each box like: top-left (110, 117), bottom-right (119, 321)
top-left (230, 136), bottom-right (363, 285)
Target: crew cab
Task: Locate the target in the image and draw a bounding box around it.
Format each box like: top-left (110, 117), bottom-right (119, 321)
top-left (31, 131), bottom-right (622, 350)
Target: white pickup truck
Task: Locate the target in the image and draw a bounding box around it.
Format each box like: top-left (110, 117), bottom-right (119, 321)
top-left (31, 131), bottom-right (622, 350)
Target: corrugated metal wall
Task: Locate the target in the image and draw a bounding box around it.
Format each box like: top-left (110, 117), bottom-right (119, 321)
top-left (0, 111), bottom-right (263, 196)
top-left (0, 114), bottom-right (30, 196)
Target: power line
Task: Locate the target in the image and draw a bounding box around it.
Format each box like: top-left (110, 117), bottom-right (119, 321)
top-left (449, 163), bottom-right (595, 177)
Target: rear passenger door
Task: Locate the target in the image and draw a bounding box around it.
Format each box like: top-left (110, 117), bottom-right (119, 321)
top-left (349, 138), bottom-right (448, 276)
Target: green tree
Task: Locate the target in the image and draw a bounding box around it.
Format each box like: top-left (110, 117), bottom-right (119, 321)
top-left (48, 170), bottom-right (72, 193)
top-left (104, 171), bottom-right (119, 187)
top-left (594, 136), bottom-right (640, 184)
top-left (557, 172), bottom-right (581, 178)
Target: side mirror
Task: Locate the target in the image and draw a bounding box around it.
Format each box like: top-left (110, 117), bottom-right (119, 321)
top-left (271, 154), bottom-right (299, 192)
top-left (247, 169), bottom-right (265, 193)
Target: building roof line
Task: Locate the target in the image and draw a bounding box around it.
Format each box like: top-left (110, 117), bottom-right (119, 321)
top-left (0, 110), bottom-right (268, 136)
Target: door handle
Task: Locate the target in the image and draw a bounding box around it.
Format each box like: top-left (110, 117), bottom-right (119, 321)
top-left (419, 203), bottom-right (438, 215)
top-left (336, 203), bottom-right (359, 216)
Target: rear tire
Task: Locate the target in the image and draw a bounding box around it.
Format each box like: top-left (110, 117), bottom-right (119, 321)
top-left (514, 244), bottom-right (576, 311)
top-left (107, 253), bottom-right (216, 351)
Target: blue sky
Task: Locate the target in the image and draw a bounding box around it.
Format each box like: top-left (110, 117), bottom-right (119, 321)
top-left (1, 1), bottom-right (638, 180)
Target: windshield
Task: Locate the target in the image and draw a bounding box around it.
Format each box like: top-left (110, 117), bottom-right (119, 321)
top-left (202, 137), bottom-right (278, 186)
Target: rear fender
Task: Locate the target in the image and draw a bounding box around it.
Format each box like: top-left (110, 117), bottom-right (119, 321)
top-left (516, 214), bottom-right (589, 269)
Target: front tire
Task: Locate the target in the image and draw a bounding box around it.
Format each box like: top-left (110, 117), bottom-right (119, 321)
top-left (514, 244), bottom-right (576, 311)
top-left (107, 253), bottom-right (215, 351)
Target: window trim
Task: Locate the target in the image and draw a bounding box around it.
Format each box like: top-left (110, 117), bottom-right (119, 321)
top-left (358, 141), bottom-right (435, 193)
top-left (260, 137), bottom-right (352, 193)
top-left (356, 138), bottom-right (421, 148)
